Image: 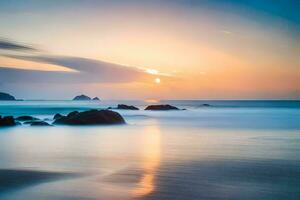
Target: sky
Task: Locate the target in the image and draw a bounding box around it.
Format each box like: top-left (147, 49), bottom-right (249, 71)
top-left (0, 0), bottom-right (299, 100)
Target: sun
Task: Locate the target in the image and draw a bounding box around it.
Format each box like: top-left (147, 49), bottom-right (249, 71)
top-left (155, 78), bottom-right (161, 84)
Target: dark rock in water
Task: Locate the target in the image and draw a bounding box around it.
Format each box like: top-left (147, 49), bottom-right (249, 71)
top-left (16, 116), bottom-right (39, 121)
top-left (0, 92), bottom-right (16, 101)
top-left (0, 116), bottom-right (17, 127)
top-left (53, 113), bottom-right (63, 120)
top-left (145, 104), bottom-right (180, 111)
top-left (67, 111), bottom-right (79, 118)
top-left (92, 97), bottom-right (100, 101)
top-left (202, 104), bottom-right (210, 107)
top-left (53, 109), bottom-right (125, 125)
top-left (30, 121), bottom-right (51, 126)
top-left (116, 104), bottom-right (139, 110)
top-left (72, 94), bottom-right (91, 101)
top-left (107, 107), bottom-right (113, 109)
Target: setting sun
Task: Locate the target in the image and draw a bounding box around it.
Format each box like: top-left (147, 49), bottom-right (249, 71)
top-left (155, 78), bottom-right (161, 84)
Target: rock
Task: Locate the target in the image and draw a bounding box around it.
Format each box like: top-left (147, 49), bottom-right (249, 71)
top-left (145, 104), bottom-right (180, 111)
top-left (116, 104), bottom-right (139, 110)
top-left (30, 121), bottom-right (51, 126)
top-left (53, 113), bottom-right (63, 120)
top-left (0, 116), bottom-right (17, 126)
top-left (67, 111), bottom-right (79, 118)
top-left (92, 97), bottom-right (100, 101)
top-left (0, 92), bottom-right (16, 101)
top-left (16, 116), bottom-right (39, 121)
top-left (72, 95), bottom-right (91, 101)
top-left (53, 109), bottom-right (125, 125)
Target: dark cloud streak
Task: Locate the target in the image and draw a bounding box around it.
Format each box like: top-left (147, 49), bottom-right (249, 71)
top-left (0, 39), bottom-right (37, 52)
top-left (0, 55), bottom-right (158, 83)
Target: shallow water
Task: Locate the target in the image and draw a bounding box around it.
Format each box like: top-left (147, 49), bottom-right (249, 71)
top-left (0, 100), bottom-right (299, 199)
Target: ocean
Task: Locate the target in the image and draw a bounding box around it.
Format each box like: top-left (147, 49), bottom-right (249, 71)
top-left (0, 100), bottom-right (299, 200)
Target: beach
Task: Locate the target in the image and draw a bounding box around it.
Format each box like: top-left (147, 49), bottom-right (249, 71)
top-left (0, 100), bottom-right (299, 199)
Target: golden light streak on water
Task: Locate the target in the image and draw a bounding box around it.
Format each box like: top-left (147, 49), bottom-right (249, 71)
top-left (131, 125), bottom-right (161, 197)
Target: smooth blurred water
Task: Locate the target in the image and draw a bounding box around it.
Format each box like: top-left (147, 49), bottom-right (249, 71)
top-left (0, 100), bottom-right (299, 200)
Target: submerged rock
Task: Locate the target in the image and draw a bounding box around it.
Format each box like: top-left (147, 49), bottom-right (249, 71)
top-left (202, 104), bottom-right (210, 107)
top-left (92, 97), bottom-right (100, 101)
top-left (145, 104), bottom-right (180, 111)
top-left (53, 109), bottom-right (125, 125)
top-left (0, 116), bottom-right (17, 127)
top-left (0, 92), bottom-right (16, 101)
top-left (16, 116), bottom-right (39, 121)
top-left (72, 95), bottom-right (91, 101)
top-left (116, 104), bottom-right (139, 110)
top-left (30, 121), bottom-right (51, 126)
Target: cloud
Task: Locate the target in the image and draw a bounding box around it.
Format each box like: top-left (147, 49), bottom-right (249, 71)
top-left (0, 55), bottom-right (164, 84)
top-left (0, 39), bottom-right (37, 52)
top-left (0, 38), bottom-right (174, 87)
top-left (220, 30), bottom-right (232, 35)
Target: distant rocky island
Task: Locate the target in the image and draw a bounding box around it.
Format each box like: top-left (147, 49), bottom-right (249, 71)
top-left (72, 94), bottom-right (100, 101)
top-left (0, 92), bottom-right (16, 101)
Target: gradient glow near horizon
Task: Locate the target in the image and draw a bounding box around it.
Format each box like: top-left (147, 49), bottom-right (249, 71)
top-left (0, 0), bottom-right (299, 100)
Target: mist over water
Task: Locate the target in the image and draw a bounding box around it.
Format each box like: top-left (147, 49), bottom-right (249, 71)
top-left (0, 100), bottom-right (299, 199)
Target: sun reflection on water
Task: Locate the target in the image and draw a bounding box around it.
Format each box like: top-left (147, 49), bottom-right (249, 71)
top-left (131, 125), bottom-right (161, 197)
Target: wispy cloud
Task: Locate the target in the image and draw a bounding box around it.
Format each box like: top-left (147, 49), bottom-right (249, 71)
top-left (0, 38), bottom-right (174, 89)
top-left (0, 39), bottom-right (37, 52)
top-left (1, 54), bottom-right (171, 84)
top-left (220, 30), bottom-right (232, 35)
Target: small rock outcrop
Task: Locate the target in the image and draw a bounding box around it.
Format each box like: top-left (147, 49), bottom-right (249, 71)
top-left (92, 97), bottom-right (100, 101)
top-left (16, 116), bottom-right (39, 121)
top-left (72, 95), bottom-right (91, 101)
top-left (30, 121), bottom-right (51, 126)
top-left (116, 104), bottom-right (139, 110)
top-left (0, 116), bottom-right (17, 127)
top-left (0, 92), bottom-right (16, 101)
top-left (53, 109), bottom-right (125, 125)
top-left (145, 104), bottom-right (180, 111)
top-left (53, 113), bottom-right (63, 120)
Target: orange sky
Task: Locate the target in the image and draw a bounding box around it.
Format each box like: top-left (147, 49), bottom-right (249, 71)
top-left (0, 1), bottom-right (299, 99)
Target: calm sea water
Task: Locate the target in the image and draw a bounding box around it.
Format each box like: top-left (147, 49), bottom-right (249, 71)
top-left (0, 100), bottom-right (299, 200)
